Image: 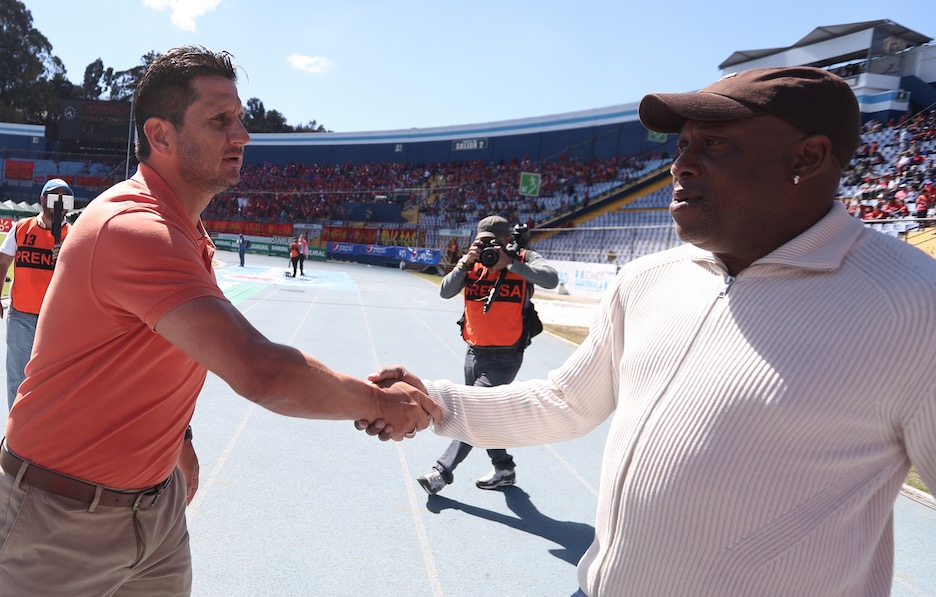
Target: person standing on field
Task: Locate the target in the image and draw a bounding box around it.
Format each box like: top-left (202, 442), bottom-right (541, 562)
top-left (0, 178), bottom-right (73, 409)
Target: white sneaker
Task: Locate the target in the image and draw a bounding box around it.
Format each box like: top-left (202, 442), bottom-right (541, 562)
top-left (417, 468), bottom-right (447, 495)
top-left (475, 468), bottom-right (516, 490)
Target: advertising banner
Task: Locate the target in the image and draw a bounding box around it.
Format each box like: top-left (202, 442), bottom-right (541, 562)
top-left (205, 220), bottom-right (293, 237)
top-left (211, 233), bottom-right (330, 260)
top-left (324, 226), bottom-right (379, 244)
top-left (550, 260), bottom-right (618, 300)
top-left (5, 160), bottom-right (34, 180)
top-left (326, 242), bottom-right (440, 265)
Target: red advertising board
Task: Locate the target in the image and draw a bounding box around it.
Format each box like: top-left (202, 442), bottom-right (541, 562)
top-left (6, 160), bottom-right (34, 180)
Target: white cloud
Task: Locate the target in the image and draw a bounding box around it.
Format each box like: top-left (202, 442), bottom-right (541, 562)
top-left (143, 0), bottom-right (222, 32)
top-left (287, 54), bottom-right (334, 75)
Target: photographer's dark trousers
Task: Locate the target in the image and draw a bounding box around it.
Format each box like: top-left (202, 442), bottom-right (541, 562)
top-left (434, 346), bottom-right (521, 483)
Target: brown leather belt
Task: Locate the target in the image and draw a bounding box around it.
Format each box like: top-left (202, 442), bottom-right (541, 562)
top-left (469, 345), bottom-right (522, 355)
top-left (1, 447), bottom-right (171, 510)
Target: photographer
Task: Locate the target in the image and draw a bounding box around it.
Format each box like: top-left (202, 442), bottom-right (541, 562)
top-left (0, 178), bottom-right (72, 410)
top-left (417, 215), bottom-right (558, 495)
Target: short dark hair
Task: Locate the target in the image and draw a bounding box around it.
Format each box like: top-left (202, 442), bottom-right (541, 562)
top-left (134, 45), bottom-right (238, 161)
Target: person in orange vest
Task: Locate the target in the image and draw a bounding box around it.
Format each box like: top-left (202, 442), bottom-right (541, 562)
top-left (288, 236), bottom-right (300, 277)
top-left (416, 215), bottom-right (558, 495)
top-left (0, 178), bottom-right (72, 409)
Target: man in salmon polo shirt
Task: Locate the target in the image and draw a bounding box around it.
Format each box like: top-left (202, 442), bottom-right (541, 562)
top-left (0, 45), bottom-right (440, 596)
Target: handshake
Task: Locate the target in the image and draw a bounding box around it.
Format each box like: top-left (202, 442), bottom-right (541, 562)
top-left (356, 365), bottom-right (441, 442)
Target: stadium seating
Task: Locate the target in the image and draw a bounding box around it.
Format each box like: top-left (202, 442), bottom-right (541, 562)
top-left (2, 108), bottom-right (933, 267)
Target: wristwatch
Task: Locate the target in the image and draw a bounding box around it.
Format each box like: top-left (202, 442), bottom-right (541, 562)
top-left (184, 426), bottom-right (194, 441)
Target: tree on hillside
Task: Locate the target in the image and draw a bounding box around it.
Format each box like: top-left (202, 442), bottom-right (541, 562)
top-left (296, 120), bottom-right (330, 133)
top-left (0, 4), bottom-right (331, 132)
top-left (106, 51), bottom-right (159, 101)
top-left (81, 58), bottom-right (111, 100)
top-left (242, 97), bottom-right (331, 133)
top-left (0, 0), bottom-right (70, 123)
top-left (243, 97), bottom-right (289, 133)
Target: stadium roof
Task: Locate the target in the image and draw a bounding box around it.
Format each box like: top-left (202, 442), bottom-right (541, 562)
top-left (719, 20), bottom-right (933, 70)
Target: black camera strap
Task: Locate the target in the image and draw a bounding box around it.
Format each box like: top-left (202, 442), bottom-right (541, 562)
top-left (483, 269), bottom-right (508, 313)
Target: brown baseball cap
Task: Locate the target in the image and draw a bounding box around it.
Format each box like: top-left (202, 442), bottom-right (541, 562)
top-left (638, 66), bottom-right (861, 167)
top-left (476, 215), bottom-right (511, 239)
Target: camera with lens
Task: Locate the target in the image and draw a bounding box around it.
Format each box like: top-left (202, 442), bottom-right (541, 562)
top-left (478, 224), bottom-right (530, 267)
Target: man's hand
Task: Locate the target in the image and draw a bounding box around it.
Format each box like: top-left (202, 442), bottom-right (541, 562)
top-left (461, 240), bottom-right (482, 267)
top-left (51, 242), bottom-right (63, 264)
top-left (491, 246), bottom-right (513, 271)
top-left (369, 365), bottom-right (428, 393)
top-left (176, 438), bottom-right (200, 505)
top-left (355, 366), bottom-right (437, 441)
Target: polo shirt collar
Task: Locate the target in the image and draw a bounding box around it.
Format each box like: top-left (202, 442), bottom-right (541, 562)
top-left (132, 163), bottom-right (204, 237)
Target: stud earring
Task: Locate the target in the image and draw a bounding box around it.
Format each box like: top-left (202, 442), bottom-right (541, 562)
top-left (793, 174), bottom-right (801, 185)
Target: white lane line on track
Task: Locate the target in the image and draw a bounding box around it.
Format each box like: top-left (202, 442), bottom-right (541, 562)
top-left (186, 402), bottom-right (256, 518)
top-left (545, 445), bottom-right (598, 498)
top-left (380, 283), bottom-right (465, 364)
top-left (357, 289), bottom-right (445, 597)
top-left (188, 291), bottom-right (318, 519)
top-left (892, 576), bottom-right (930, 597)
top-left (386, 279), bottom-right (600, 498)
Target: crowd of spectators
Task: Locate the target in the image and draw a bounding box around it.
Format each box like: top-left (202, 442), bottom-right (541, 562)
top-left (839, 108), bottom-right (936, 224)
top-left (204, 161), bottom-right (433, 222)
top-left (199, 104), bottom-right (936, 260)
top-left (201, 154), bottom-right (658, 229)
top-left (418, 155), bottom-right (653, 229)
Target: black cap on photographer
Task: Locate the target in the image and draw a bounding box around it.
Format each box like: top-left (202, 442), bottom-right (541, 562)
top-left (477, 216), bottom-right (511, 240)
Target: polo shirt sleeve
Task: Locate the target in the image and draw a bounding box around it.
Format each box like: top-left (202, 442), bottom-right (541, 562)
top-left (0, 222), bottom-right (18, 256)
top-left (90, 208), bottom-right (227, 331)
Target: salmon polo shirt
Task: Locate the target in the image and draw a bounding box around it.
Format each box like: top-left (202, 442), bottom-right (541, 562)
top-left (6, 164), bottom-right (228, 489)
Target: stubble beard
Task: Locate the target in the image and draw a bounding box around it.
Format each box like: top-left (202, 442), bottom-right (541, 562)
top-left (177, 137), bottom-right (241, 196)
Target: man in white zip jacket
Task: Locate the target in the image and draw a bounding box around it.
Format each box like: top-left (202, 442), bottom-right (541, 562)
top-left (364, 67), bottom-right (936, 596)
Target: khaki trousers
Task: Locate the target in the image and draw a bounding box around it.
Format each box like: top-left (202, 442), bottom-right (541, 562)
top-left (0, 465), bottom-right (191, 596)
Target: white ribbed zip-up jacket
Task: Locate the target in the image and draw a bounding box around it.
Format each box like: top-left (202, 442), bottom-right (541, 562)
top-left (427, 202), bottom-right (936, 596)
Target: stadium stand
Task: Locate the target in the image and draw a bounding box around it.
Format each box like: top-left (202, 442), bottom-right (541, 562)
top-left (1, 19), bottom-right (934, 266)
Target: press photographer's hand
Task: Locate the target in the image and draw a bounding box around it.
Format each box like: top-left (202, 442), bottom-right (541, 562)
top-left (491, 245), bottom-right (512, 271)
top-left (463, 241), bottom-right (482, 266)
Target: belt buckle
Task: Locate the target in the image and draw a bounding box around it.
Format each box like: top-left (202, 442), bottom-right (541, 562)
top-left (131, 477), bottom-right (170, 511)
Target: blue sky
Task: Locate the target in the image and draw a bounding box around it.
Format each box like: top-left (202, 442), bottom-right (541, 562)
top-left (21, 0), bottom-right (936, 133)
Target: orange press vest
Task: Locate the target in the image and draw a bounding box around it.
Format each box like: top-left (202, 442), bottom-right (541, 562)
top-left (461, 251), bottom-right (529, 348)
top-left (11, 216), bottom-right (69, 315)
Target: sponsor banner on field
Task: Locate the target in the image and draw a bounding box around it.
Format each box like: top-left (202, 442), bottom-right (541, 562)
top-left (326, 242), bottom-right (440, 265)
top-left (550, 260), bottom-right (618, 300)
top-left (363, 244), bottom-right (396, 257)
top-left (213, 234), bottom-right (327, 261)
top-left (404, 247), bottom-right (439, 264)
